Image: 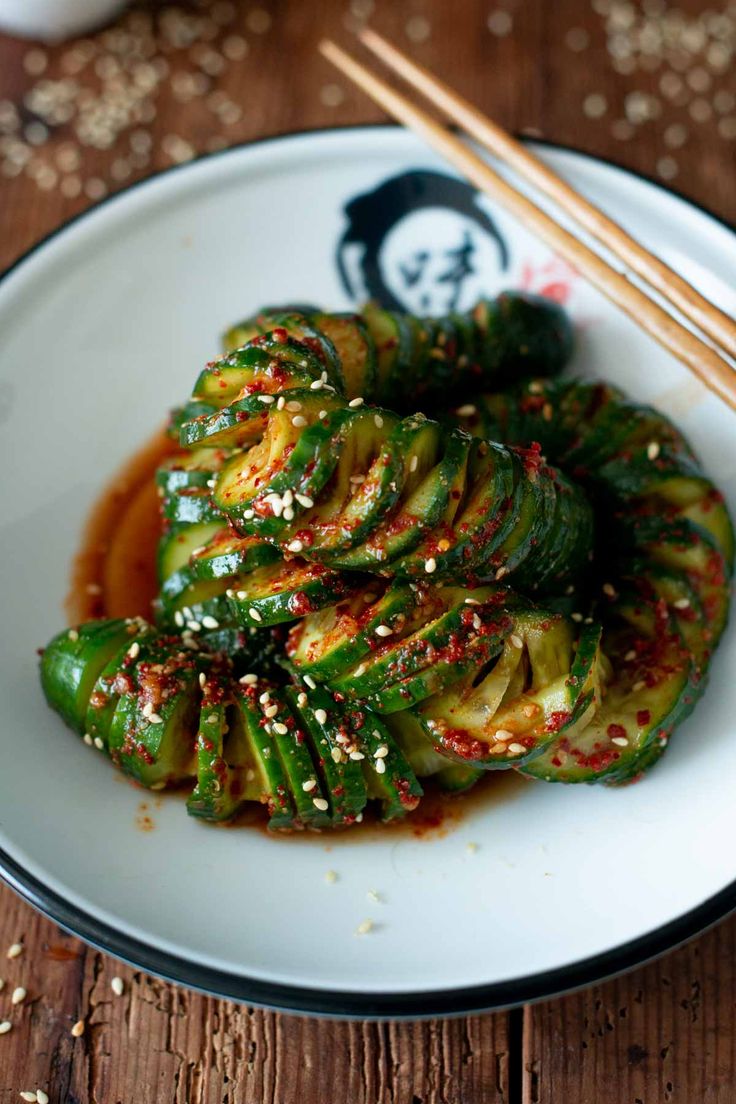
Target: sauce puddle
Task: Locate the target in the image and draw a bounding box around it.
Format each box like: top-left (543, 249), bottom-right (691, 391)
top-left (68, 432), bottom-right (526, 840)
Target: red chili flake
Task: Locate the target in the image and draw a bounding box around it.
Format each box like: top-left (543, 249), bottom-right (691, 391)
top-left (607, 723), bottom-right (627, 741)
top-left (545, 710), bottom-right (572, 733)
top-left (637, 710), bottom-right (651, 726)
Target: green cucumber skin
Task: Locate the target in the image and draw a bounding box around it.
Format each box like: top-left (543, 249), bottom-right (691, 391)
top-left (40, 619), bottom-right (147, 734)
top-left (40, 295), bottom-right (733, 809)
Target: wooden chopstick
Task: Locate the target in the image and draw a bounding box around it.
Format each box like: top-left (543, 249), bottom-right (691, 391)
top-left (358, 26), bottom-right (736, 363)
top-left (319, 39), bottom-right (736, 415)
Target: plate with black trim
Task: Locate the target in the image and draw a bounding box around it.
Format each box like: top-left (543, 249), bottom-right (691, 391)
top-left (0, 125), bottom-right (734, 1018)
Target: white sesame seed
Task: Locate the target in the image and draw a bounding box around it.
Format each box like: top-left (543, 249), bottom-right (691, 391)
top-left (325, 869), bottom-right (338, 883)
top-left (330, 747), bottom-right (343, 763)
top-left (367, 889), bottom-right (382, 903)
top-left (295, 493), bottom-right (314, 508)
top-left (673, 597), bottom-right (691, 609)
top-left (349, 751), bottom-right (365, 761)
top-left (199, 672), bottom-right (207, 688)
top-left (602, 583), bottom-right (616, 597)
top-left (272, 722), bottom-right (288, 735)
top-left (249, 608), bottom-right (263, 622)
top-left (83, 733), bottom-right (93, 746)
top-left (374, 414), bottom-right (384, 428)
top-left (70, 1020), bottom-right (85, 1038)
top-left (310, 378), bottom-right (324, 390)
top-left (111, 976), bottom-right (124, 997)
top-left (374, 624), bottom-right (392, 637)
top-left (633, 680), bottom-right (646, 692)
top-left (466, 841), bottom-right (478, 854)
top-left (67, 629), bottom-right (79, 641)
top-left (19, 1093), bottom-right (37, 1102)
top-left (93, 736), bottom-right (105, 750)
top-left (375, 758), bottom-right (386, 774)
top-left (348, 397), bottom-right (364, 408)
top-left (571, 612), bottom-right (583, 623)
top-left (314, 708), bottom-right (328, 724)
top-left (0, 1021), bottom-right (10, 1035)
top-left (142, 701), bottom-right (154, 718)
top-left (127, 641), bottom-right (140, 660)
top-left (292, 415), bottom-right (307, 427)
top-left (318, 409), bottom-right (328, 419)
top-left (495, 729), bottom-right (514, 741)
top-left (186, 620), bottom-right (202, 632)
top-left (624, 650), bottom-right (637, 662)
top-left (611, 736), bottom-right (629, 747)
top-left (507, 742), bottom-right (526, 754)
top-left (174, 610), bottom-right (185, 627)
top-left (240, 673), bottom-right (258, 685)
top-left (276, 396), bottom-right (286, 410)
top-left (285, 400), bottom-right (302, 412)
top-left (355, 918), bottom-right (373, 935)
top-left (205, 714), bottom-right (218, 726)
top-left (147, 714), bottom-right (163, 725)
top-left (353, 663), bottom-right (367, 677)
top-left (510, 634), bottom-right (523, 649)
top-left (264, 704), bottom-right (278, 719)
top-left (236, 591), bottom-right (247, 600)
top-left (424, 557), bottom-right (437, 574)
top-left (374, 745), bottom-right (389, 758)
top-left (201, 615), bottom-right (219, 629)
top-left (456, 404), bottom-right (477, 416)
top-left (244, 509), bottom-right (255, 520)
top-left (303, 675), bottom-right (317, 689)
top-left (472, 614), bottom-right (482, 630)
top-left (313, 797), bottom-right (329, 811)
top-left (495, 566), bottom-right (509, 580)
top-left (11, 987), bottom-right (26, 1005)
top-left (464, 597), bottom-right (480, 605)
top-left (297, 692), bottom-right (308, 708)
top-left (283, 507), bottom-right (295, 521)
top-left (302, 779), bottom-right (317, 792)
top-left (287, 539), bottom-right (304, 553)
top-left (37, 1092), bottom-right (49, 1104)
top-left (258, 393), bottom-right (275, 404)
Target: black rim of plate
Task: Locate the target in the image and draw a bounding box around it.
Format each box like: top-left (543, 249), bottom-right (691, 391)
top-left (1, 124), bottom-right (734, 1019)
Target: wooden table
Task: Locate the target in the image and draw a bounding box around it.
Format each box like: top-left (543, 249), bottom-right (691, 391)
top-left (1, 2), bottom-right (734, 1100)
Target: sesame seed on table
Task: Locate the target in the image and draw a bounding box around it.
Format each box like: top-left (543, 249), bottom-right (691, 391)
top-left (0, 0), bottom-right (735, 1100)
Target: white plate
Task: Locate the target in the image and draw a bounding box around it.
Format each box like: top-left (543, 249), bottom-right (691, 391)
top-left (1, 126), bottom-right (734, 1018)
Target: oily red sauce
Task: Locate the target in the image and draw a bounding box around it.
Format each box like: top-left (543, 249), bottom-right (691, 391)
top-left (68, 431), bottom-right (524, 840)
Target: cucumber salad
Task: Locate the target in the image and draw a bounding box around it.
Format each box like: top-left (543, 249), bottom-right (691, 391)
top-left (40, 292), bottom-right (733, 830)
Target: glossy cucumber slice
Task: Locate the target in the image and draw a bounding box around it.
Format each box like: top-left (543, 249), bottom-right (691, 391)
top-left (186, 671), bottom-right (262, 822)
top-left (107, 636), bottom-right (201, 787)
top-left (284, 684), bottom-right (367, 825)
top-left (226, 559), bottom-right (359, 627)
top-left (40, 619), bottom-right (147, 734)
top-left (418, 610), bottom-right (582, 768)
top-left (330, 586), bottom-right (513, 713)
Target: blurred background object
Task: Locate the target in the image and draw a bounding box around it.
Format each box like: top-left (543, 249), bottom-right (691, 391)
top-left (0, 0), bottom-right (128, 41)
top-left (0, 0), bottom-right (734, 273)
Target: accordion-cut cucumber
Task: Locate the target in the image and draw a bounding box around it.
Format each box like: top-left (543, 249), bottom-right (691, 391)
top-left (39, 292), bottom-right (733, 831)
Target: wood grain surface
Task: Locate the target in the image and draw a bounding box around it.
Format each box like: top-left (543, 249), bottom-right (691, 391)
top-left (0, 1), bottom-right (734, 1101)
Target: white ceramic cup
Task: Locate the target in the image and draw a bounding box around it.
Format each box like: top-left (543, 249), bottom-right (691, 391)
top-left (0, 0), bottom-right (127, 41)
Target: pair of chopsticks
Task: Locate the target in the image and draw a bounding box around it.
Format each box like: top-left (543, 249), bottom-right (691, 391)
top-left (320, 30), bottom-right (736, 414)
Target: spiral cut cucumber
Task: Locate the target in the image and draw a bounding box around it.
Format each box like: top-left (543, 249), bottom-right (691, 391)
top-left (39, 296), bottom-right (733, 829)
top-left (174, 323), bottom-right (592, 592)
